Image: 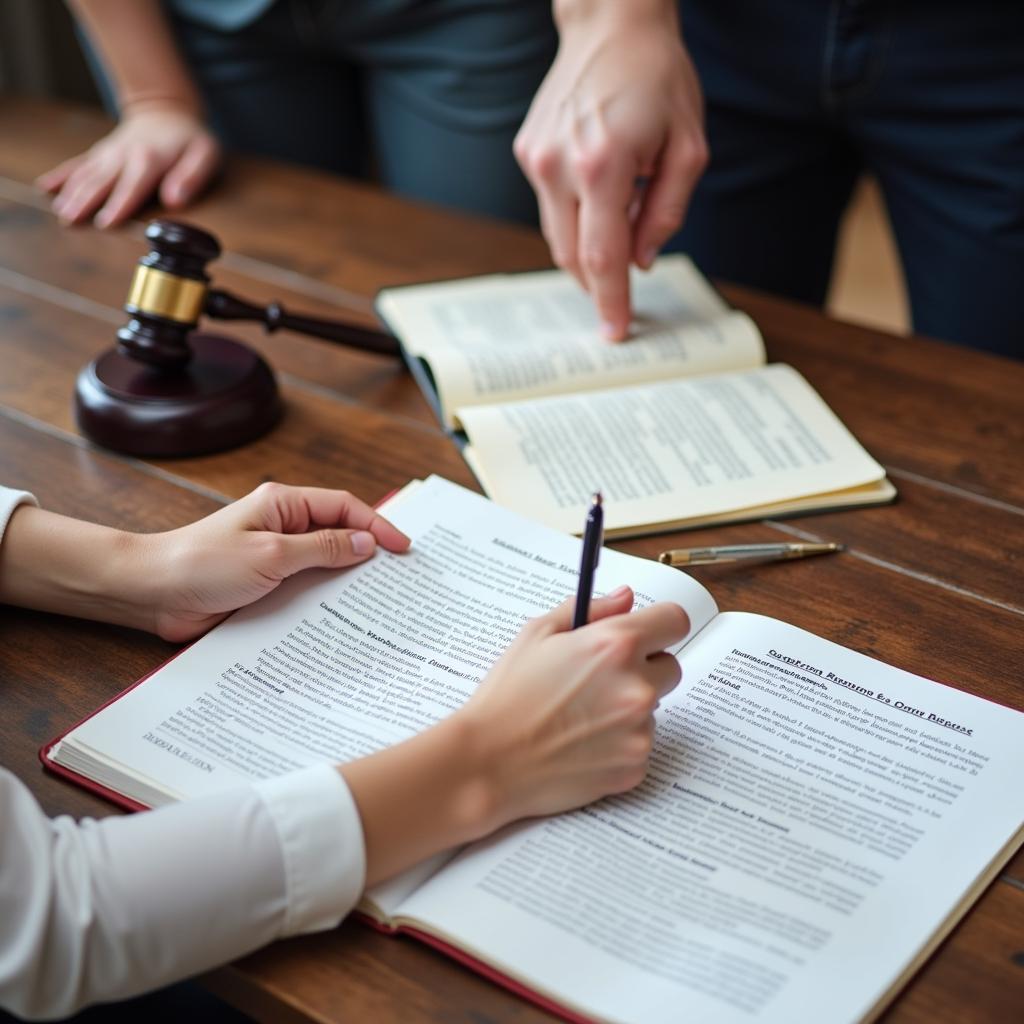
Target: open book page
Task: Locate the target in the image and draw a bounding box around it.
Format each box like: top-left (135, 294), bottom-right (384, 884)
top-left (377, 255), bottom-right (765, 429)
top-left (394, 613), bottom-right (1024, 1024)
top-left (51, 476), bottom-right (718, 919)
top-left (459, 363), bottom-right (890, 536)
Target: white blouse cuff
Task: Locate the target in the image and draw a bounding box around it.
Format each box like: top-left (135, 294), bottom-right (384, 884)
top-left (255, 763), bottom-right (366, 935)
top-left (0, 488), bottom-right (38, 541)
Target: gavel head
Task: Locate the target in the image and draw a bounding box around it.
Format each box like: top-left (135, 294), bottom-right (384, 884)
top-left (117, 220), bottom-right (222, 368)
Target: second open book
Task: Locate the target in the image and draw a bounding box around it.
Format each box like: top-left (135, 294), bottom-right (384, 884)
top-left (377, 258), bottom-right (896, 537)
top-left (45, 478), bottom-right (1024, 1024)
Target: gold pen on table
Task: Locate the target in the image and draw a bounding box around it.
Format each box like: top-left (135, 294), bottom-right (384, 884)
top-left (658, 542), bottom-right (844, 567)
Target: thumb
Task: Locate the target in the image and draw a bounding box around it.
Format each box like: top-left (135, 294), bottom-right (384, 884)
top-left (265, 528), bottom-right (378, 578)
top-left (537, 584), bottom-right (634, 635)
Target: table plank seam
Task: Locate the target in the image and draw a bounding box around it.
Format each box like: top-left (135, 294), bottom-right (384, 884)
top-left (0, 175), bottom-right (375, 315)
top-left (768, 517), bottom-right (1024, 618)
top-left (0, 405), bottom-right (235, 506)
top-left (218, 250), bottom-right (375, 316)
top-left (886, 467), bottom-right (1024, 518)
top-left (274, 371), bottom-right (450, 440)
top-left (0, 264), bottom-right (122, 326)
top-left (0, 176), bottom-right (50, 210)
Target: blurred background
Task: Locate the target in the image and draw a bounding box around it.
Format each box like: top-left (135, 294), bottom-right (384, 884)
top-left (0, 0), bottom-right (909, 336)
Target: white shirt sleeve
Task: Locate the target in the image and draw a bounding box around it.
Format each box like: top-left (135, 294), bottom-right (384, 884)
top-left (0, 765), bottom-right (366, 1020)
top-left (0, 486), bottom-right (367, 1020)
top-left (0, 485), bottom-right (38, 536)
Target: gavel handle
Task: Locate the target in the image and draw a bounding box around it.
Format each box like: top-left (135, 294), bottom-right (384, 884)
top-left (205, 288), bottom-right (401, 357)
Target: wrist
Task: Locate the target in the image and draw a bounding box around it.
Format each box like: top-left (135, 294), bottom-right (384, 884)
top-left (119, 92), bottom-right (205, 122)
top-left (421, 712), bottom-right (505, 843)
top-left (91, 528), bottom-right (160, 633)
top-left (554, 0), bottom-right (678, 35)
top-left (337, 709), bottom-right (506, 887)
top-left (0, 508), bottom-right (157, 633)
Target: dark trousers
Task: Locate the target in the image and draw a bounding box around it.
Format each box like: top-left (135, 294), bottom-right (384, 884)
top-left (165, 0), bottom-right (557, 224)
top-left (673, 0), bottom-right (1024, 356)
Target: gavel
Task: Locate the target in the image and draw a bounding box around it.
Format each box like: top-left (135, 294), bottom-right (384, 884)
top-left (75, 220), bottom-right (400, 457)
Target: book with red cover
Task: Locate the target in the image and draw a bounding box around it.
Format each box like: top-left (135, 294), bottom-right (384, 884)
top-left (39, 476), bottom-right (1024, 1024)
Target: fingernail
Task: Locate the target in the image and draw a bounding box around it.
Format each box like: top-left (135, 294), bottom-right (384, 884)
top-left (351, 530), bottom-right (376, 556)
top-left (608, 584), bottom-right (631, 598)
top-left (601, 321), bottom-right (619, 340)
top-left (641, 248), bottom-right (657, 268)
top-left (94, 211), bottom-right (111, 228)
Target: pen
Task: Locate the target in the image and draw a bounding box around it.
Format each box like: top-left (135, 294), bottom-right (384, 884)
top-left (572, 493), bottom-right (604, 628)
top-left (658, 542), bottom-right (844, 567)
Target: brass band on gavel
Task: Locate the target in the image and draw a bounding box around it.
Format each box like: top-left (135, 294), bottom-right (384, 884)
top-left (124, 264), bottom-right (208, 326)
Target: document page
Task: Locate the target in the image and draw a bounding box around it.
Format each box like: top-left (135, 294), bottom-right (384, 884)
top-left (397, 612), bottom-right (1024, 1024)
top-left (378, 256), bottom-right (765, 428)
top-left (55, 477), bottom-right (718, 914)
top-left (459, 363), bottom-right (888, 535)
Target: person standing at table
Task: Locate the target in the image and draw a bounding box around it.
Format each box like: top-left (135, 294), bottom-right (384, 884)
top-left (41, 0), bottom-right (705, 338)
top-left (514, 0), bottom-right (1024, 356)
top-left (42, 1), bottom-right (1022, 356)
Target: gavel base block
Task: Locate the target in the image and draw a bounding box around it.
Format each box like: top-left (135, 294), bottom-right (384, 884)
top-left (75, 332), bottom-right (282, 457)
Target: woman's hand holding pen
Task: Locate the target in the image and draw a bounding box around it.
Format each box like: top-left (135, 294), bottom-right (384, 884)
top-left (344, 587), bottom-right (689, 886)
top-left (464, 587), bottom-right (689, 821)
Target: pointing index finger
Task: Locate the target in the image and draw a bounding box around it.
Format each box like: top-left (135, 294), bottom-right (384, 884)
top-left (576, 155), bottom-right (636, 341)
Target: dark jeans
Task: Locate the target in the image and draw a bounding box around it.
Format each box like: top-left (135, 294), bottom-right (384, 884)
top-left (673, 0), bottom-right (1024, 356)
top-left (165, 0), bottom-right (557, 223)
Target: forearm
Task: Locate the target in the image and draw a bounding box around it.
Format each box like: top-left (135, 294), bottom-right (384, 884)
top-left (553, 0), bottom-right (680, 33)
top-left (340, 713), bottom-right (500, 888)
top-left (67, 0), bottom-right (202, 114)
top-left (0, 505), bottom-right (155, 634)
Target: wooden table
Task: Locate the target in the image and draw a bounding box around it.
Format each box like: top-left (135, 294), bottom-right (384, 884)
top-left (1, 97), bottom-right (1022, 1024)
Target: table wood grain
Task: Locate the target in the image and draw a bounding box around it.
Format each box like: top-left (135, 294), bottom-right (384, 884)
top-left (1, 98), bottom-right (1022, 1024)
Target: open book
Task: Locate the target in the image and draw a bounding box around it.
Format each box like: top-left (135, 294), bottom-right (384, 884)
top-left (44, 477), bottom-right (1024, 1024)
top-left (377, 257), bottom-right (896, 537)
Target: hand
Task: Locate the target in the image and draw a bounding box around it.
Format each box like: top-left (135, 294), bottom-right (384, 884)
top-left (340, 585), bottom-right (689, 886)
top-left (36, 101), bottom-right (222, 228)
top-left (138, 483), bottom-right (410, 642)
top-left (514, 1), bottom-right (707, 340)
top-left (462, 586), bottom-right (688, 823)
